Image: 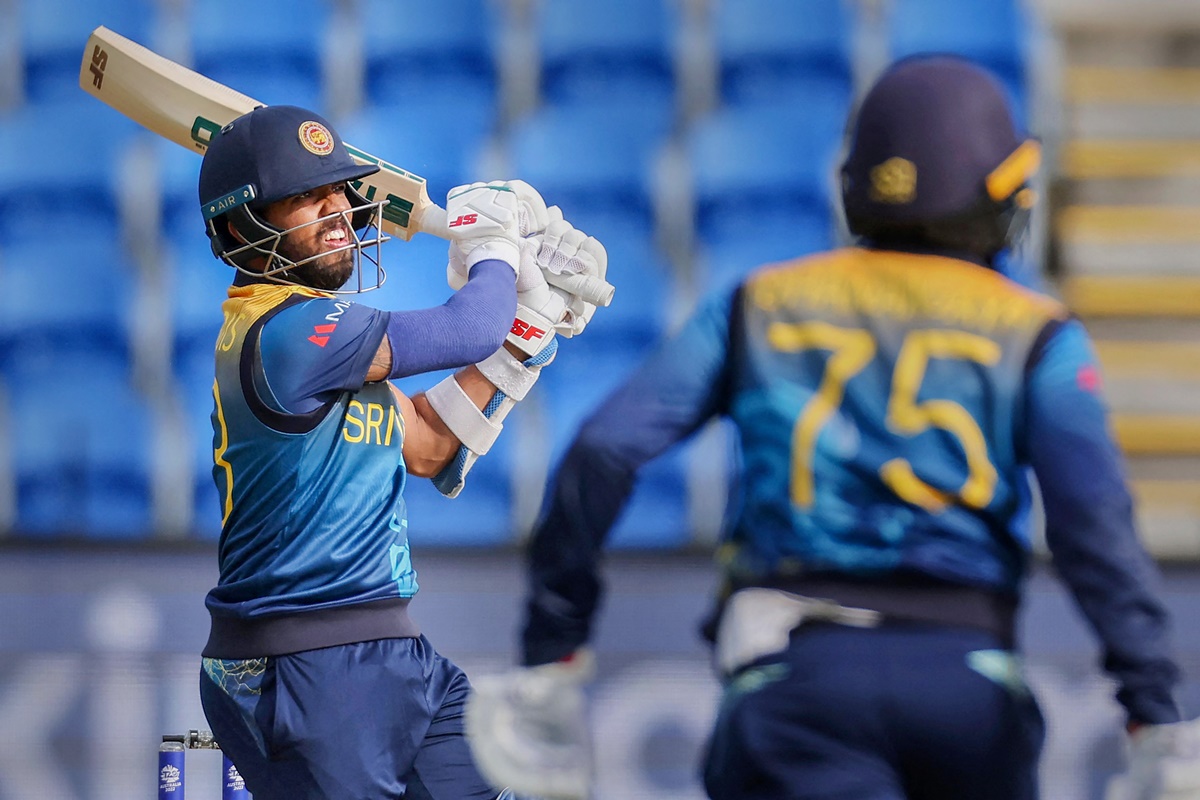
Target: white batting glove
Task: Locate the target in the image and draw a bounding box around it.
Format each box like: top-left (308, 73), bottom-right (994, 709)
top-left (508, 178), bottom-right (551, 238)
top-left (1106, 720), bottom-right (1200, 800)
top-left (446, 180), bottom-right (549, 288)
top-left (466, 651), bottom-right (595, 800)
top-left (445, 182), bottom-right (522, 282)
top-left (515, 207), bottom-right (609, 339)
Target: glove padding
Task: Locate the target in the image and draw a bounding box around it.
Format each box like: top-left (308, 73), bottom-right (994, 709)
top-left (447, 180), bottom-right (548, 284)
top-left (465, 650), bottom-right (595, 800)
top-left (1106, 720), bottom-right (1200, 800)
top-left (516, 206), bottom-right (609, 339)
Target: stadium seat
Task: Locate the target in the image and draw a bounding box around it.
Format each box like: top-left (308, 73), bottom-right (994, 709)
top-left (684, 101), bottom-right (848, 252)
top-left (167, 243), bottom-right (233, 368)
top-left (534, 343), bottom-right (692, 548)
top-left (19, 0), bottom-right (158, 102)
top-left (506, 101), bottom-right (673, 234)
top-left (186, 0), bottom-right (330, 108)
top-left (172, 342), bottom-right (221, 539)
top-left (0, 99), bottom-right (138, 244)
top-left (361, 0), bottom-right (500, 113)
top-left (698, 212), bottom-right (840, 294)
top-left (401, 435), bottom-right (517, 547)
top-left (535, 0), bottom-right (678, 109)
top-left (7, 356), bottom-right (157, 538)
top-left (0, 235), bottom-right (137, 365)
top-left (713, 0), bottom-right (857, 108)
top-left (886, 0), bottom-right (1032, 120)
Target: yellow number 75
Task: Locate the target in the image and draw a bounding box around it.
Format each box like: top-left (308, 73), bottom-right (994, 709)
top-left (767, 322), bottom-right (1002, 513)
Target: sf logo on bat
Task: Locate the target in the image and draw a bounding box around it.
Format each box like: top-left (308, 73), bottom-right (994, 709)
top-left (88, 46), bottom-right (109, 89)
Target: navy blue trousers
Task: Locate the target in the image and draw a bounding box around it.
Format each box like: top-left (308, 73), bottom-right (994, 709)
top-left (703, 624), bottom-right (1045, 800)
top-left (199, 635), bottom-right (506, 800)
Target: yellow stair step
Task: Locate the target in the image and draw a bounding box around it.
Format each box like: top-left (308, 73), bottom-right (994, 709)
top-left (1056, 205), bottom-right (1200, 243)
top-left (1062, 140), bottom-right (1200, 180)
top-left (1062, 276), bottom-right (1200, 317)
top-left (1113, 415), bottom-right (1200, 456)
top-left (1132, 479), bottom-right (1200, 511)
top-left (1067, 66), bottom-right (1200, 104)
top-left (1095, 340), bottom-right (1200, 379)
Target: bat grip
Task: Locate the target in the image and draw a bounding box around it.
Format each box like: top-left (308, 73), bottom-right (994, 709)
top-left (418, 204), bottom-right (452, 241)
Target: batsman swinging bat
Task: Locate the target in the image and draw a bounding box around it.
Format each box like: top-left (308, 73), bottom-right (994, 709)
top-left (78, 25), bottom-right (614, 308)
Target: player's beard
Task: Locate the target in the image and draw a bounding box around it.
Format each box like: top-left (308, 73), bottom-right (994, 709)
top-left (277, 220), bottom-right (355, 291)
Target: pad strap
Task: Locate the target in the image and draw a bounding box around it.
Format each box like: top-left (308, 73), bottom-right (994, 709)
top-left (431, 339), bottom-right (558, 498)
top-left (477, 347), bottom-right (541, 401)
top-left (425, 373), bottom-right (503, 456)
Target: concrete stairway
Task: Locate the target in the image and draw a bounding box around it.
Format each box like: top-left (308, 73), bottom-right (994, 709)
top-left (1047, 20), bottom-right (1200, 557)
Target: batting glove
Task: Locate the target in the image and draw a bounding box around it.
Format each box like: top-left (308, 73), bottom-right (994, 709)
top-left (445, 181), bottom-right (522, 280)
top-left (446, 180), bottom-right (550, 286)
top-left (1106, 719), bottom-right (1200, 800)
top-left (465, 650), bottom-right (595, 800)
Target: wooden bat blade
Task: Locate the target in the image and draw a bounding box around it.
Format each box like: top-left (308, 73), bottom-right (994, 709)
top-left (78, 25), bottom-right (445, 241)
top-left (80, 25), bottom-right (258, 154)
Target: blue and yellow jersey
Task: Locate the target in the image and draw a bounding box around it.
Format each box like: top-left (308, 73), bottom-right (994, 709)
top-left (204, 283), bottom-right (417, 624)
top-left (725, 247), bottom-right (1066, 589)
top-left (525, 246), bottom-right (1180, 724)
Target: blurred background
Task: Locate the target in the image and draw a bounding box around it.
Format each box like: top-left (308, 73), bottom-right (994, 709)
top-left (0, 0), bottom-right (1199, 797)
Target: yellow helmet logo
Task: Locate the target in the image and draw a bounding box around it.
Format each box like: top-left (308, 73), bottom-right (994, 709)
top-left (298, 121), bottom-right (335, 156)
top-left (869, 157), bottom-right (917, 204)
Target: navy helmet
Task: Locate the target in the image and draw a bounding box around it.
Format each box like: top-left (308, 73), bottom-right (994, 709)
top-left (840, 55), bottom-right (1040, 260)
top-left (198, 105), bottom-right (389, 290)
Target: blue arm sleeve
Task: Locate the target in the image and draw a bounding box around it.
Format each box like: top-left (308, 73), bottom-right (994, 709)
top-left (258, 260), bottom-right (515, 413)
top-left (384, 259), bottom-right (516, 378)
top-left (1025, 319), bottom-right (1180, 724)
top-left (520, 288), bottom-right (739, 666)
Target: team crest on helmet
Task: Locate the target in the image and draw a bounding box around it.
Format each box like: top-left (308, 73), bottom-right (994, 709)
top-left (298, 121), bottom-right (335, 155)
top-left (869, 157), bottom-right (918, 204)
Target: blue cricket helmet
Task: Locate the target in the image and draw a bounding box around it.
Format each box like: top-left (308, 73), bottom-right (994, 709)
top-left (198, 105), bottom-right (382, 271)
top-left (840, 55), bottom-right (1040, 257)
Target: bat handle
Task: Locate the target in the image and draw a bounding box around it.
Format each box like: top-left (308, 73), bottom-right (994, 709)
top-left (417, 203), bottom-right (452, 241)
top-left (545, 272), bottom-right (615, 307)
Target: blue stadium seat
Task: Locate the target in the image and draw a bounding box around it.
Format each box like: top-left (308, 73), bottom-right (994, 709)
top-left (536, 0), bottom-right (678, 109)
top-left (151, 134), bottom-right (224, 253)
top-left (593, 225), bottom-right (673, 339)
top-left (887, 0), bottom-right (1032, 120)
top-left (337, 100), bottom-right (494, 210)
top-left (684, 101), bottom-right (848, 251)
top-left (0, 235), bottom-right (137, 365)
top-left (506, 102), bottom-right (673, 234)
top-left (167, 243), bottom-right (233, 367)
top-left (7, 356), bottom-right (156, 538)
top-left (698, 211), bottom-right (840, 294)
top-left (186, 0), bottom-right (330, 108)
top-left (20, 0), bottom-right (158, 102)
top-left (535, 342), bottom-right (692, 548)
top-left (173, 342), bottom-right (221, 539)
top-left (713, 0), bottom-right (856, 108)
top-left (361, 0), bottom-right (500, 112)
top-left (401, 434), bottom-right (517, 546)
top-left (0, 99), bottom-right (138, 243)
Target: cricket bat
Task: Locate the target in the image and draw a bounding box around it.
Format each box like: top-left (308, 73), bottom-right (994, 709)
top-left (78, 25), bottom-right (613, 307)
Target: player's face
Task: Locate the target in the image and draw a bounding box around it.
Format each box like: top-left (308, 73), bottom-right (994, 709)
top-left (262, 182), bottom-right (355, 290)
